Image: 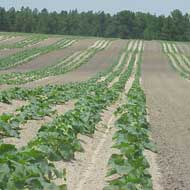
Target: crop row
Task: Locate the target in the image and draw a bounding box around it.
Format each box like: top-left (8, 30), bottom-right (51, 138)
top-left (0, 39), bottom-right (76, 70)
top-left (0, 40), bottom-right (143, 189)
top-left (0, 40), bottom-right (142, 138)
top-left (0, 40), bottom-right (110, 85)
top-left (0, 35), bottom-right (15, 42)
top-left (162, 41), bottom-right (190, 79)
top-left (0, 35), bottom-right (48, 50)
top-left (104, 50), bottom-right (155, 190)
top-left (0, 40), bottom-right (123, 138)
top-left (0, 40), bottom-right (142, 139)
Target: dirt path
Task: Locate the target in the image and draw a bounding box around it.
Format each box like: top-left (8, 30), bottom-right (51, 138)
top-left (22, 40), bottom-right (126, 88)
top-left (142, 41), bottom-right (190, 190)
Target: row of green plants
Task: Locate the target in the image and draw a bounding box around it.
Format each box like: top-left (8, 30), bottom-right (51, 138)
top-left (0, 41), bottom-right (140, 103)
top-left (0, 40), bottom-right (127, 138)
top-left (0, 40), bottom-right (140, 138)
top-left (0, 35), bottom-right (15, 41)
top-left (0, 39), bottom-right (76, 70)
top-left (162, 41), bottom-right (190, 79)
top-left (0, 35), bottom-right (48, 50)
top-left (162, 41), bottom-right (178, 53)
top-left (0, 41), bottom-right (139, 189)
top-left (0, 40), bottom-right (110, 85)
top-left (104, 53), bottom-right (155, 190)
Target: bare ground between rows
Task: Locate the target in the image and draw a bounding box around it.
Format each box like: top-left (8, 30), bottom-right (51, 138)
top-left (2, 100), bottom-right (75, 149)
top-left (0, 40), bottom-right (126, 91)
top-left (0, 39), bottom-right (96, 74)
top-left (176, 42), bottom-right (190, 55)
top-left (54, 104), bottom-right (118, 190)
top-left (0, 36), bottom-right (26, 45)
top-left (54, 54), bottom-right (135, 190)
top-left (0, 37), bottom-right (62, 59)
top-left (21, 39), bottom-right (126, 88)
top-left (142, 41), bottom-right (190, 190)
top-left (0, 100), bottom-right (26, 115)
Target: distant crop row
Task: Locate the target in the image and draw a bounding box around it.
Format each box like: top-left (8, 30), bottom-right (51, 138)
top-left (104, 50), bottom-right (155, 190)
top-left (0, 40), bottom-right (154, 189)
top-left (0, 35), bottom-right (15, 42)
top-left (0, 40), bottom-right (110, 85)
top-left (162, 41), bottom-right (190, 79)
top-left (0, 34), bottom-right (48, 49)
top-left (0, 38), bottom-right (76, 70)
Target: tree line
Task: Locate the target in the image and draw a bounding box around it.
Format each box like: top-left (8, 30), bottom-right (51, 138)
top-left (0, 7), bottom-right (190, 41)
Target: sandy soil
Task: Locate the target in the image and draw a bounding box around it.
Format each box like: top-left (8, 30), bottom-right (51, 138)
top-left (3, 100), bottom-right (75, 149)
top-left (0, 37), bottom-right (62, 58)
top-left (176, 42), bottom-right (190, 55)
top-left (53, 52), bottom-right (136, 190)
top-left (0, 100), bottom-right (26, 115)
top-left (54, 103), bottom-right (118, 190)
top-left (142, 41), bottom-right (190, 190)
top-left (0, 40), bottom-right (125, 91)
top-left (0, 36), bottom-right (26, 45)
top-left (22, 39), bottom-right (126, 88)
top-left (0, 39), bottom-right (95, 74)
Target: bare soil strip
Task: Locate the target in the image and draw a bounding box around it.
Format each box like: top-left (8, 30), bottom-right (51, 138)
top-left (0, 36), bottom-right (26, 45)
top-left (54, 51), bottom-right (137, 190)
top-left (54, 104), bottom-right (118, 190)
top-left (20, 40), bottom-right (126, 88)
top-left (182, 55), bottom-right (190, 67)
top-left (97, 52), bottom-right (126, 83)
top-left (0, 100), bottom-right (26, 115)
top-left (142, 41), bottom-right (190, 190)
top-left (176, 42), bottom-right (190, 55)
top-left (168, 54), bottom-right (185, 74)
top-left (27, 37), bottom-right (62, 48)
top-left (3, 100), bottom-right (75, 149)
top-left (0, 37), bottom-right (62, 58)
top-left (174, 54), bottom-right (190, 72)
top-left (0, 48), bottom-right (23, 58)
top-left (108, 53), bottom-right (133, 88)
top-left (0, 39), bottom-right (95, 74)
top-left (171, 43), bottom-right (179, 53)
top-left (143, 107), bottom-right (163, 190)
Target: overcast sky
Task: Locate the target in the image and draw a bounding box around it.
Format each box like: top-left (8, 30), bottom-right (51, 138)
top-left (1, 0), bottom-right (189, 15)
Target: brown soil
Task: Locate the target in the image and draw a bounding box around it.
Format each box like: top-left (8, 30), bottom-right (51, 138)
top-left (177, 42), bottom-right (190, 55)
top-left (0, 39), bottom-right (95, 74)
top-left (0, 37), bottom-right (62, 58)
top-left (0, 36), bottom-right (26, 45)
top-left (0, 100), bottom-right (26, 115)
top-left (54, 53), bottom-right (136, 190)
top-left (142, 41), bottom-right (190, 190)
top-left (54, 104), bottom-right (118, 190)
top-left (3, 100), bottom-right (75, 149)
top-left (22, 39), bottom-right (126, 88)
top-left (0, 48), bottom-right (22, 58)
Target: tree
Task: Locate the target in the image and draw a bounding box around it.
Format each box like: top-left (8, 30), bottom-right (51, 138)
top-left (0, 7), bottom-right (189, 41)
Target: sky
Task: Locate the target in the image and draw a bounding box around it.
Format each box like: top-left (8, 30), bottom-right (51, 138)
top-left (1, 0), bottom-right (190, 15)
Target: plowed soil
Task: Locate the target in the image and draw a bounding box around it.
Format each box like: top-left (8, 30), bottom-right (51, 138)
top-left (142, 41), bottom-right (190, 190)
top-left (0, 37), bottom-right (62, 58)
top-left (22, 39), bottom-right (126, 88)
top-left (0, 36), bottom-right (26, 45)
top-left (177, 42), bottom-right (190, 55)
top-left (0, 39), bottom-right (96, 74)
